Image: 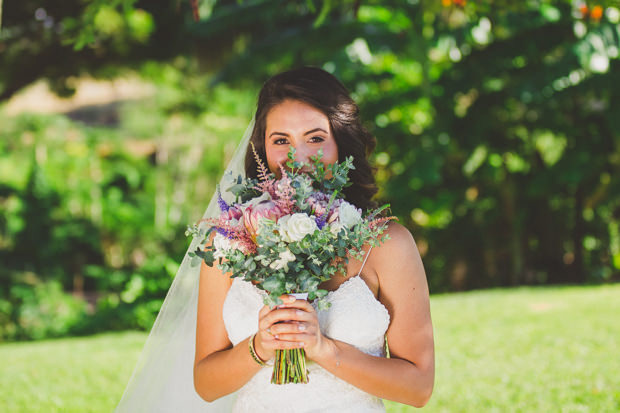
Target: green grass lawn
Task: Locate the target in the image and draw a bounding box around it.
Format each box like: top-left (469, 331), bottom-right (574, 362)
top-left (2, 284), bottom-right (619, 412)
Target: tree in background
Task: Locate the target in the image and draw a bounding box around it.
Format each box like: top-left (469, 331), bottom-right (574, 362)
top-left (177, 0), bottom-right (620, 290)
top-left (1, 0), bottom-right (619, 339)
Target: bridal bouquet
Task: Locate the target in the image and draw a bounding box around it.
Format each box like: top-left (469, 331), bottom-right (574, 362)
top-left (187, 145), bottom-right (393, 384)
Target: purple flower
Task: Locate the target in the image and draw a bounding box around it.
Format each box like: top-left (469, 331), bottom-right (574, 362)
top-left (216, 227), bottom-right (232, 238)
top-left (315, 214), bottom-right (327, 230)
top-left (217, 188), bottom-right (230, 212)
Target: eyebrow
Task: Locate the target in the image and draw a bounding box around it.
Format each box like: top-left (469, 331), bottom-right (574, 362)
top-left (269, 128), bottom-right (328, 138)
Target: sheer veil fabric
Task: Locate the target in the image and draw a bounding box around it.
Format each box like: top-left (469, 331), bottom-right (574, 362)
top-left (114, 120), bottom-right (255, 412)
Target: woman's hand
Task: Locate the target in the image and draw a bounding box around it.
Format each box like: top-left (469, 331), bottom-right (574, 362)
top-left (253, 295), bottom-right (333, 362)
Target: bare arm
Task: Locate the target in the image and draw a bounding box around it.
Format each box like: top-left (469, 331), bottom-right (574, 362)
top-left (193, 260), bottom-right (261, 402)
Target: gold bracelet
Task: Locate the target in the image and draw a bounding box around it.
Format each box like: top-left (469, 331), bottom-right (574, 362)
top-left (249, 333), bottom-right (267, 367)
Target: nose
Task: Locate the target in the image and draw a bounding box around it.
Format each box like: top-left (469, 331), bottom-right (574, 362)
top-left (293, 143), bottom-right (313, 166)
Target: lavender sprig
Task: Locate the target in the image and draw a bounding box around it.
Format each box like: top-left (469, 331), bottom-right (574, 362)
top-left (217, 186), bottom-right (230, 212)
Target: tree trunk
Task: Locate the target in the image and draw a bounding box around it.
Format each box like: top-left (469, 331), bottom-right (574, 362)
top-left (571, 184), bottom-right (585, 283)
top-left (72, 254), bottom-right (85, 296)
top-left (501, 174), bottom-right (523, 286)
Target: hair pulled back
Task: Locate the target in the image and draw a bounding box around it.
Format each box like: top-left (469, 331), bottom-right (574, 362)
top-left (245, 67), bottom-right (378, 211)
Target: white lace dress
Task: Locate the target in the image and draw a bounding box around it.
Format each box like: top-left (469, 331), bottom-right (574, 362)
top-left (222, 273), bottom-right (391, 413)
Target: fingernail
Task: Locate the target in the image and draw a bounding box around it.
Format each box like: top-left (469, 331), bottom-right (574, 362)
top-left (274, 335), bottom-right (279, 339)
top-left (300, 342), bottom-right (305, 347)
top-left (296, 310), bottom-right (303, 316)
top-left (298, 324), bottom-right (306, 331)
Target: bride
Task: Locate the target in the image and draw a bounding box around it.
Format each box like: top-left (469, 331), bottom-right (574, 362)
top-left (115, 67), bottom-right (434, 412)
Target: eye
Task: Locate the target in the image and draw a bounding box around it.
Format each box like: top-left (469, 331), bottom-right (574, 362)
top-left (273, 138), bottom-right (289, 145)
top-left (309, 136), bottom-right (325, 143)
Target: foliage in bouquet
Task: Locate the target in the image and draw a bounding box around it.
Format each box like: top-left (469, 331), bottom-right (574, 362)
top-left (188, 146), bottom-right (394, 308)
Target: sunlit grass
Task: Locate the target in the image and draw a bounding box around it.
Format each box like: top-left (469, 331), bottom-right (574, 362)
top-left (1, 284), bottom-right (618, 412)
top-left (0, 331), bottom-right (145, 412)
top-left (388, 283), bottom-right (620, 412)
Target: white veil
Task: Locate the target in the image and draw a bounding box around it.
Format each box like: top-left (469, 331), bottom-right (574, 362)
top-left (114, 119), bottom-right (255, 412)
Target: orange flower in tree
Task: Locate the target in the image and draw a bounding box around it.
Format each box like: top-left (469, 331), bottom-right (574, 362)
top-left (580, 4), bottom-right (589, 18)
top-left (591, 5), bottom-right (603, 21)
top-left (454, 0), bottom-right (467, 7)
top-left (442, 0), bottom-right (452, 7)
top-left (190, 0), bottom-right (200, 21)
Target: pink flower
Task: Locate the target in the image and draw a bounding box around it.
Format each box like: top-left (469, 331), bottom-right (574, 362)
top-left (327, 207), bottom-right (339, 224)
top-left (326, 200), bottom-right (343, 224)
top-left (224, 206), bottom-right (243, 221)
top-left (308, 193), bottom-right (330, 217)
top-left (311, 202), bottom-right (327, 217)
top-left (243, 200), bottom-right (284, 242)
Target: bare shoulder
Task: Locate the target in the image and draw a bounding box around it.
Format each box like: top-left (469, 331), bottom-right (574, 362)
top-left (377, 221), bottom-right (417, 254)
top-left (369, 221), bottom-right (429, 307)
top-left (371, 221), bottom-right (422, 275)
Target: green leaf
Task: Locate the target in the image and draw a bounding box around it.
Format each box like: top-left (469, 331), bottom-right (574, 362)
top-left (263, 276), bottom-right (283, 293)
top-left (308, 261), bottom-right (321, 276)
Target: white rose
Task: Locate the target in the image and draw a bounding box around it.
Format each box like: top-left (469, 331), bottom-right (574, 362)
top-left (279, 213), bottom-right (318, 242)
top-left (213, 233), bottom-right (234, 259)
top-left (338, 201), bottom-right (362, 228)
top-left (329, 221), bottom-right (345, 236)
top-left (277, 215), bottom-right (291, 241)
top-left (269, 249), bottom-right (296, 271)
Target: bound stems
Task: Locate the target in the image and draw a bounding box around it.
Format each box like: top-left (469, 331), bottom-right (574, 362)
top-left (270, 348), bottom-right (309, 384)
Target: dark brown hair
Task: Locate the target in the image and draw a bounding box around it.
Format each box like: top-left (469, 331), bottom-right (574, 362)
top-left (245, 67), bottom-right (378, 210)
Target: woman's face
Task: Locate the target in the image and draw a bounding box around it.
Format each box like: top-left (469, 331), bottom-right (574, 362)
top-left (264, 99), bottom-right (339, 178)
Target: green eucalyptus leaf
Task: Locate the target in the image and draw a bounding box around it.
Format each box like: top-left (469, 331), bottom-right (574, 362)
top-left (263, 276), bottom-right (283, 293)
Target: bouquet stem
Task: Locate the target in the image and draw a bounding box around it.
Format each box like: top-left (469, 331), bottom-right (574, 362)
top-left (270, 348), bottom-right (309, 384)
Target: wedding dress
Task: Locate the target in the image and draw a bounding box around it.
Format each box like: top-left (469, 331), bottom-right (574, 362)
top-left (224, 259), bottom-right (390, 413)
top-left (115, 118), bottom-right (392, 413)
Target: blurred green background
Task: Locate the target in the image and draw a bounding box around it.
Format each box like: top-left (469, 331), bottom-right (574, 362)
top-left (1, 0), bottom-right (619, 411)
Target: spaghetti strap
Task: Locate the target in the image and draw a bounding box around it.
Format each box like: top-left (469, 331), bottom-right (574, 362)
top-left (356, 246), bottom-right (374, 277)
top-left (356, 221), bottom-right (389, 277)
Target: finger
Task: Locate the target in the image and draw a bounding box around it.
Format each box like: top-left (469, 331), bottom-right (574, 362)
top-left (262, 308), bottom-right (312, 326)
top-left (258, 333), bottom-right (303, 349)
top-left (258, 304), bottom-right (274, 318)
top-left (276, 294), bottom-right (298, 305)
top-left (258, 304), bottom-right (287, 331)
top-left (277, 299), bottom-right (315, 312)
top-left (263, 308), bottom-right (306, 325)
top-left (257, 310), bottom-right (270, 331)
top-left (272, 332), bottom-right (312, 343)
top-left (272, 339), bottom-right (306, 350)
top-left (269, 321), bottom-right (309, 335)
top-left (256, 334), bottom-right (278, 348)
